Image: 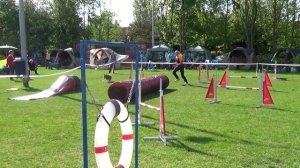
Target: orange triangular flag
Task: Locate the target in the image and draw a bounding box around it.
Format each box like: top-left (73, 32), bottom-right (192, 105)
top-left (219, 71), bottom-right (227, 87)
top-left (263, 81), bottom-right (274, 105)
top-left (264, 71), bottom-right (272, 87)
top-left (205, 78), bottom-right (215, 99)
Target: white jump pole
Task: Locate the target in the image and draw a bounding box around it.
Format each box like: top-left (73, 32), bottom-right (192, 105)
top-left (258, 70), bottom-right (263, 107)
top-left (221, 85), bottom-right (259, 90)
top-left (274, 61), bottom-right (277, 80)
top-left (144, 79), bottom-right (177, 145)
top-left (229, 76), bottom-right (257, 79)
top-left (256, 63), bottom-right (258, 77)
top-left (133, 73), bottom-right (155, 126)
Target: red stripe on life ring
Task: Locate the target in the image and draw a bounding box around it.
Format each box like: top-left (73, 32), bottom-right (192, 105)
top-left (122, 134), bottom-right (133, 140)
top-left (95, 146), bottom-right (108, 154)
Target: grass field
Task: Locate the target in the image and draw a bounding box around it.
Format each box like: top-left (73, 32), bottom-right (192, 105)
top-left (1, 66), bottom-right (300, 168)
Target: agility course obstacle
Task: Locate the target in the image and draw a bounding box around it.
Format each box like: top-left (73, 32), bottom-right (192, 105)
top-left (133, 74), bottom-right (156, 126)
top-left (9, 75), bottom-right (81, 100)
top-left (197, 65), bottom-right (211, 83)
top-left (108, 75), bottom-right (169, 103)
top-left (206, 71), bottom-right (274, 107)
top-left (218, 70), bottom-right (259, 90)
top-left (218, 68), bottom-right (272, 90)
top-left (80, 41), bottom-right (141, 168)
top-left (143, 79), bottom-right (177, 145)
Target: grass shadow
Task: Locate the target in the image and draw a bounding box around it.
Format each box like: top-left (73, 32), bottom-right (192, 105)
top-left (22, 87), bottom-right (43, 92)
top-left (186, 136), bottom-right (215, 144)
top-left (137, 114), bottom-right (300, 152)
top-left (169, 140), bottom-right (220, 157)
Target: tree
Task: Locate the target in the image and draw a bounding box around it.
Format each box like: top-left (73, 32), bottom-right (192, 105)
top-left (0, 0), bottom-right (19, 47)
top-left (25, 0), bottom-right (53, 51)
top-left (129, 0), bottom-right (152, 43)
top-left (52, 0), bottom-right (81, 48)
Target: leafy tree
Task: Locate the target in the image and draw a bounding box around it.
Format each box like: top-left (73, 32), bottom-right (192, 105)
top-left (0, 0), bottom-right (20, 47)
top-left (52, 0), bottom-right (81, 48)
top-left (25, 0), bottom-right (53, 51)
top-left (129, 0), bottom-right (152, 43)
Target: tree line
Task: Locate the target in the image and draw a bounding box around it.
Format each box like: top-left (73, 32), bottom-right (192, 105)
top-left (1, 0), bottom-right (299, 57)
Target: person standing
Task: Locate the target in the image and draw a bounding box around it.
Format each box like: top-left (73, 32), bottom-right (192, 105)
top-left (108, 51), bottom-right (116, 74)
top-left (45, 49), bottom-right (51, 69)
top-left (172, 50), bottom-right (189, 85)
top-left (6, 50), bottom-right (15, 80)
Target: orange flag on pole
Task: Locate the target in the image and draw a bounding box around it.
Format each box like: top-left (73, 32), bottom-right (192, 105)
top-left (219, 71), bottom-right (227, 87)
top-left (263, 81), bottom-right (274, 105)
top-left (264, 71), bottom-right (272, 87)
top-left (205, 78), bottom-right (215, 99)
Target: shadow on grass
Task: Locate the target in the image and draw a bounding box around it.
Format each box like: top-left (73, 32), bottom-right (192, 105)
top-left (258, 106), bottom-right (296, 113)
top-left (59, 94), bottom-right (104, 107)
top-left (186, 83), bottom-right (208, 89)
top-left (169, 140), bottom-right (219, 157)
top-left (186, 136), bottom-right (215, 144)
top-left (273, 77), bottom-right (287, 81)
top-left (22, 87), bottom-right (42, 92)
top-left (219, 103), bottom-right (256, 109)
top-left (136, 113), bottom-right (300, 152)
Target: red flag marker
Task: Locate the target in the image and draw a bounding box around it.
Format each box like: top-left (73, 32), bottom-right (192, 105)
top-left (263, 81), bottom-right (274, 105)
top-left (264, 71), bottom-right (272, 87)
top-left (205, 78), bottom-right (215, 99)
top-left (219, 71), bottom-right (227, 87)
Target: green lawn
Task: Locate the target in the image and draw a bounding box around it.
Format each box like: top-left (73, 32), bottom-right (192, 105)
top-left (1, 67), bottom-right (300, 168)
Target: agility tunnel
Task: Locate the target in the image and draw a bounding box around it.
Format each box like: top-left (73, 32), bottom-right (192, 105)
top-left (108, 75), bottom-right (169, 103)
top-left (9, 75), bottom-right (81, 101)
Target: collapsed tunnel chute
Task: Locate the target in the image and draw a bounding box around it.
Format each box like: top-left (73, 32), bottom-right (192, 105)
top-left (108, 75), bottom-right (169, 103)
top-left (9, 75), bottom-right (81, 101)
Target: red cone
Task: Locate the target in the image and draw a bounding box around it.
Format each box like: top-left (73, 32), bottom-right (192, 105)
top-left (219, 71), bottom-right (227, 87)
top-left (263, 81), bottom-right (274, 105)
top-left (205, 78), bottom-right (215, 99)
top-left (264, 71), bottom-right (272, 87)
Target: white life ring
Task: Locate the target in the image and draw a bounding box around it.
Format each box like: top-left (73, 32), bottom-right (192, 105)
top-left (94, 99), bottom-right (133, 168)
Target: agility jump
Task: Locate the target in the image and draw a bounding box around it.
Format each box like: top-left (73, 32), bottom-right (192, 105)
top-left (143, 78), bottom-right (178, 145)
top-left (218, 68), bottom-right (272, 90)
top-left (197, 64), bottom-right (211, 83)
top-left (206, 71), bottom-right (274, 107)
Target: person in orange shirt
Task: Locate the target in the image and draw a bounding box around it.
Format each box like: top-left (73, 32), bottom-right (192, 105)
top-left (172, 50), bottom-right (188, 85)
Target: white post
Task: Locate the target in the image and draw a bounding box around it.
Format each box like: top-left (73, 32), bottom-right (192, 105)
top-left (18, 0), bottom-right (29, 87)
top-left (151, 0), bottom-right (155, 47)
top-left (274, 61), bottom-right (277, 80)
top-left (258, 70), bottom-right (263, 107)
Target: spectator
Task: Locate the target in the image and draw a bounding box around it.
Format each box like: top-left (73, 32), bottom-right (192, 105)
top-left (28, 59), bottom-right (39, 75)
top-left (6, 50), bottom-right (15, 80)
top-left (108, 51), bottom-right (116, 74)
top-left (45, 49), bottom-right (51, 69)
